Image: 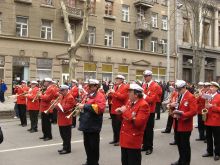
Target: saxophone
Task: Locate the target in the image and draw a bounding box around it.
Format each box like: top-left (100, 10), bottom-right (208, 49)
top-left (202, 99), bottom-right (209, 121)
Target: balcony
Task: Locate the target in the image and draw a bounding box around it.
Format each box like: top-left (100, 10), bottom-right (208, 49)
top-left (134, 0), bottom-right (154, 8)
top-left (14, 0), bottom-right (32, 4)
top-left (134, 21), bottom-right (153, 36)
top-left (61, 6), bottom-right (83, 21)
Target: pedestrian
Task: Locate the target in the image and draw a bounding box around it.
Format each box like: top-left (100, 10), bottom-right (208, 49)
top-left (118, 83), bottom-right (150, 165)
top-left (171, 80), bottom-right (197, 165)
top-left (0, 79), bottom-right (7, 103)
top-left (78, 79), bottom-right (106, 165)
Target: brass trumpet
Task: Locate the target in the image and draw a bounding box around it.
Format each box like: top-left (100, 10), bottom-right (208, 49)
top-left (44, 96), bottom-right (61, 114)
top-left (66, 106), bottom-right (81, 119)
top-left (202, 99), bottom-right (209, 121)
top-left (32, 91), bottom-right (41, 103)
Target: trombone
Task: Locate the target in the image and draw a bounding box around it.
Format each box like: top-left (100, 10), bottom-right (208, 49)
top-left (44, 95), bottom-right (61, 114)
top-left (66, 106), bottom-right (81, 119)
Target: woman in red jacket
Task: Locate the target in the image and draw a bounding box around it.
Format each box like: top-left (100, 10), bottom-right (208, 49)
top-left (117, 83), bottom-right (150, 165)
top-left (202, 82), bottom-right (220, 161)
top-left (26, 81), bottom-right (40, 132)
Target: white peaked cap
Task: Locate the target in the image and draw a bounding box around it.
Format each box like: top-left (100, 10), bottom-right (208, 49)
top-left (59, 85), bottom-right (69, 90)
top-left (198, 82), bottom-right (204, 86)
top-left (210, 81), bottom-right (220, 89)
top-left (88, 79), bottom-right (99, 85)
top-left (44, 78), bottom-right (52, 82)
top-left (116, 75), bottom-right (125, 80)
top-left (129, 84), bottom-right (143, 92)
top-left (71, 79), bottom-right (78, 83)
top-left (21, 80), bottom-right (27, 84)
top-left (204, 82), bottom-right (211, 86)
top-left (175, 80), bottom-right (186, 88)
top-left (31, 81), bottom-right (38, 84)
top-left (143, 70), bottom-right (152, 76)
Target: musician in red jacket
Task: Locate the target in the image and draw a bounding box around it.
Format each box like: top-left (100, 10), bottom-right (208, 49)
top-left (109, 75), bottom-right (129, 146)
top-left (117, 84), bottom-right (150, 165)
top-left (56, 85), bottom-right (76, 155)
top-left (170, 80), bottom-right (197, 165)
top-left (142, 70), bottom-right (160, 155)
top-left (202, 82), bottom-right (220, 161)
top-left (26, 81), bottom-right (40, 133)
top-left (15, 80), bottom-right (30, 127)
top-left (39, 78), bottom-right (58, 141)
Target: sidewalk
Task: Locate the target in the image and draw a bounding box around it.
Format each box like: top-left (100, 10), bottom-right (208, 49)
top-left (0, 97), bottom-right (16, 118)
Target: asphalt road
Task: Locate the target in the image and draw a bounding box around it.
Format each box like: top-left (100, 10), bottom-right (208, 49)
top-left (0, 113), bottom-right (219, 165)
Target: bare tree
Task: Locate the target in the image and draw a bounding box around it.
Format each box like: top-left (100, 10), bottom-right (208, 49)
top-left (60, 0), bottom-right (90, 80)
top-left (179, 0), bottom-right (216, 83)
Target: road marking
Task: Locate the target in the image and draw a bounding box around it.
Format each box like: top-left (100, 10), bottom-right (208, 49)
top-left (0, 140), bottom-right (83, 153)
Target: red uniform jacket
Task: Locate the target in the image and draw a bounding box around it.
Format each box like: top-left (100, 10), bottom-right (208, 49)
top-left (156, 85), bottom-right (163, 103)
top-left (70, 86), bottom-right (79, 98)
top-left (143, 81), bottom-right (160, 113)
top-left (40, 85), bottom-right (57, 113)
top-left (120, 98), bottom-right (150, 149)
top-left (57, 92), bottom-right (76, 126)
top-left (26, 87), bottom-right (40, 111)
top-left (205, 93), bottom-right (220, 126)
top-left (111, 83), bottom-right (129, 115)
top-left (15, 86), bottom-right (30, 105)
top-left (173, 91), bottom-right (197, 132)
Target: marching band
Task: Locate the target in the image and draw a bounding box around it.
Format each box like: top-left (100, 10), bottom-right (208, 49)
top-left (10, 69), bottom-right (220, 165)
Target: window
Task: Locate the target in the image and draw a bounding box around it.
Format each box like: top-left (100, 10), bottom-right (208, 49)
top-left (162, 0), bottom-right (168, 6)
top-left (121, 32), bottom-right (129, 48)
top-left (41, 20), bottom-right (52, 40)
top-left (152, 67), bottom-right (166, 81)
top-left (161, 39), bottom-right (167, 54)
top-left (137, 38), bottom-right (144, 51)
top-left (162, 15), bottom-right (168, 30)
top-left (105, 1), bottom-right (113, 16)
top-left (152, 0), bottom-right (158, 3)
top-left (136, 70), bottom-right (144, 80)
top-left (151, 13), bottom-right (158, 28)
top-left (118, 65), bottom-right (128, 81)
top-left (88, 26), bottom-right (96, 45)
top-left (183, 18), bottom-right (190, 42)
top-left (122, 5), bottom-right (129, 22)
top-left (105, 29), bottom-right (113, 47)
top-left (102, 64), bottom-right (113, 82)
top-left (42, 0), bottom-right (53, 6)
top-left (16, 16), bottom-right (28, 37)
top-left (151, 37), bottom-right (158, 52)
top-left (64, 24), bottom-right (75, 42)
top-left (90, 0), bottom-right (96, 14)
top-left (137, 8), bottom-right (145, 21)
top-left (37, 58), bottom-right (52, 80)
top-left (84, 62), bottom-right (97, 81)
top-left (67, 0), bottom-right (75, 7)
top-left (203, 22), bottom-right (210, 46)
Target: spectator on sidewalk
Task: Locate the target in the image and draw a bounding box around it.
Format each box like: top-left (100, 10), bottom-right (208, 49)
top-left (0, 79), bottom-right (7, 103)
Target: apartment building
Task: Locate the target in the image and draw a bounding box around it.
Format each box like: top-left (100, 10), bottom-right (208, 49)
top-left (169, 0), bottom-right (220, 83)
top-left (0, 0), bottom-right (174, 94)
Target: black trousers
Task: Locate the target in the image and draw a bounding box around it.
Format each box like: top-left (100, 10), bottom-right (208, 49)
top-left (197, 114), bottom-right (205, 139)
top-left (121, 148), bottom-right (141, 165)
top-left (111, 114), bottom-right (121, 143)
top-left (41, 112), bottom-right (52, 139)
top-left (165, 115), bottom-right (173, 132)
top-left (83, 132), bottom-right (100, 165)
top-left (59, 125), bottom-right (72, 151)
top-left (72, 117), bottom-right (76, 127)
top-left (206, 126), bottom-right (220, 156)
top-left (108, 104), bottom-right (112, 118)
top-left (156, 102), bottom-right (161, 119)
top-left (17, 104), bottom-right (27, 125)
top-left (29, 110), bottom-right (39, 130)
top-left (143, 113), bottom-right (155, 150)
top-left (0, 91), bottom-right (5, 102)
top-left (175, 131), bottom-right (191, 165)
top-left (52, 108), bottom-right (57, 124)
